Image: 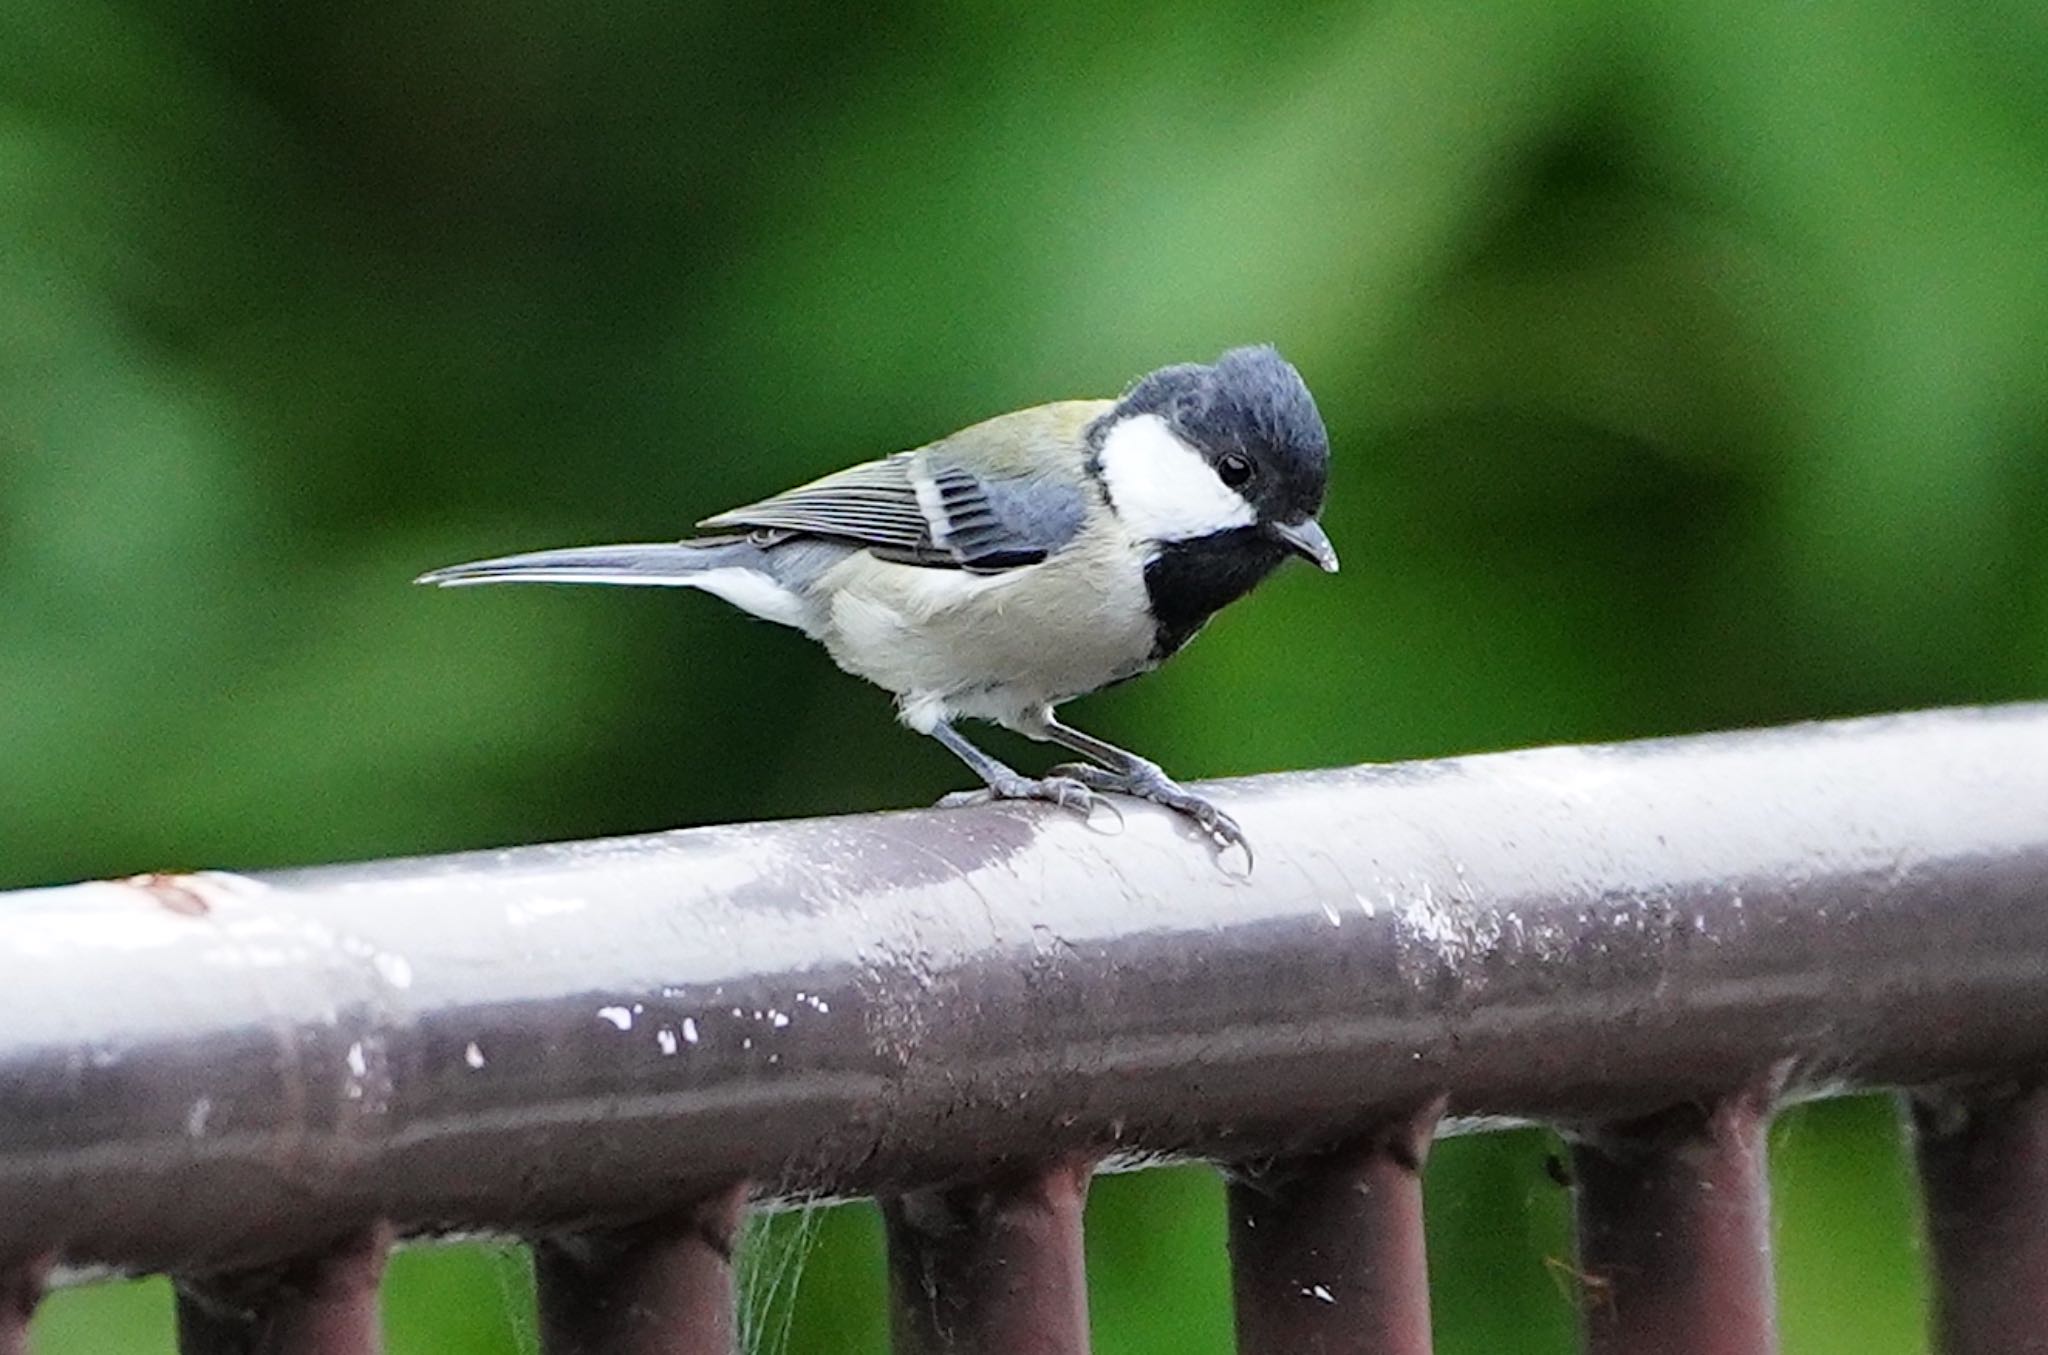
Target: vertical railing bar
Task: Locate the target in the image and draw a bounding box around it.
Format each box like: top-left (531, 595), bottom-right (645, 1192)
top-left (533, 1182), bottom-right (748, 1355)
top-left (172, 1224), bottom-right (391, 1355)
top-left (1226, 1097), bottom-right (1445, 1355)
top-left (1911, 1077), bottom-right (2048, 1355)
top-left (1566, 1071), bottom-right (1783, 1355)
top-left (0, 1255), bottom-right (47, 1355)
top-left (882, 1156), bottom-right (1094, 1355)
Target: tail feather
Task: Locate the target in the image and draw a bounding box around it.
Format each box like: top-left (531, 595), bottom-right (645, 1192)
top-left (415, 541), bottom-right (744, 588)
top-left (417, 537), bottom-right (815, 630)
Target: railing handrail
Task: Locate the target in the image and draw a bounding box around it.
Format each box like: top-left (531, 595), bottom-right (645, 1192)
top-left (5, 703), bottom-right (2047, 1279)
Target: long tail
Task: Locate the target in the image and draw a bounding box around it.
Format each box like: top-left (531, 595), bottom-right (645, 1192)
top-left (415, 540), bottom-right (747, 588)
top-left (419, 540), bottom-right (819, 634)
top-left (417, 538), bottom-right (817, 630)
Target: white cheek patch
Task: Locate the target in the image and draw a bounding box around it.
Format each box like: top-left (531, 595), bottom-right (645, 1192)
top-left (1095, 413), bottom-right (1255, 543)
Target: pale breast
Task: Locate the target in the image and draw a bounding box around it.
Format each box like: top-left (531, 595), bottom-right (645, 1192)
top-left (812, 520), bottom-right (1157, 725)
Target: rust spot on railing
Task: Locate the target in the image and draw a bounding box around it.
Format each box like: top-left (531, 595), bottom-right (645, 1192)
top-left (125, 871), bottom-right (216, 916)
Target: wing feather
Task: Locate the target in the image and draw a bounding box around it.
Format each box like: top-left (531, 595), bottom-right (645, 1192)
top-left (697, 441), bottom-right (1087, 571)
top-left (700, 456), bottom-right (930, 546)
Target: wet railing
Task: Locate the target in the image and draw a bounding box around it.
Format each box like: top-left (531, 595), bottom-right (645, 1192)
top-left (4, 703), bottom-right (2047, 1354)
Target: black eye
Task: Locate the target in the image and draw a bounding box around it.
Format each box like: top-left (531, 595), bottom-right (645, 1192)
top-left (1217, 452), bottom-right (1255, 488)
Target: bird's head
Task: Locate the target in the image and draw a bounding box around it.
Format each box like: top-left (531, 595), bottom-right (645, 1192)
top-left (1089, 345), bottom-right (1338, 573)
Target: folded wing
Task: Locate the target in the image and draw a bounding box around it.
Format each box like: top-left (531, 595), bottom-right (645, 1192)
top-left (699, 451), bottom-right (1086, 572)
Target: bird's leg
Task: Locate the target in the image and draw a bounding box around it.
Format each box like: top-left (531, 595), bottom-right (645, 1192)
top-left (1033, 714), bottom-right (1249, 855)
top-left (929, 720), bottom-right (1097, 817)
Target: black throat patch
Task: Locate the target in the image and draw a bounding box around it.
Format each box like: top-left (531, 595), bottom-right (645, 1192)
top-left (1142, 530), bottom-right (1291, 659)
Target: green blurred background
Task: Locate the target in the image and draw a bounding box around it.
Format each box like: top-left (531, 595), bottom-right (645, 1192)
top-left (6, 0), bottom-right (2045, 1349)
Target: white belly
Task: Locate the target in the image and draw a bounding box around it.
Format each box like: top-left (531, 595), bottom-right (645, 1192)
top-left (812, 534), bottom-right (1157, 731)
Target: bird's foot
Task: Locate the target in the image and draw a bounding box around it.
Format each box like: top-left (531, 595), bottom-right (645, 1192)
top-left (938, 772), bottom-right (1102, 822)
top-left (1047, 762), bottom-right (1251, 864)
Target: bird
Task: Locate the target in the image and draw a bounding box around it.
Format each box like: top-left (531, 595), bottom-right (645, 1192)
top-left (418, 344), bottom-right (1338, 856)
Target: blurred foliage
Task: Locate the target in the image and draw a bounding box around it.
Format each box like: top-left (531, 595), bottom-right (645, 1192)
top-left (6, 0), bottom-right (2043, 1349)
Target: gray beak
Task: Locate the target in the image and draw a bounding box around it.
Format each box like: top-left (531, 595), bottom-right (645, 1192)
top-left (1270, 517), bottom-right (1340, 573)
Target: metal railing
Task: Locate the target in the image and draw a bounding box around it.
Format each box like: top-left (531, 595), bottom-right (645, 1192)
top-left (4, 703), bottom-right (2047, 1354)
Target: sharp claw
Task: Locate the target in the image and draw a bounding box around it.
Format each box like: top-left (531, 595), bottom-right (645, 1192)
top-left (941, 765), bottom-right (1240, 858)
top-left (1040, 764), bottom-right (1250, 863)
top-left (1189, 804), bottom-right (1253, 872)
top-left (1044, 776), bottom-right (1095, 814)
top-left (1082, 793), bottom-right (1125, 833)
top-left (1181, 802), bottom-right (1249, 859)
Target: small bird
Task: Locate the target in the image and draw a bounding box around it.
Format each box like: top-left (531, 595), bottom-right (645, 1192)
top-left (418, 345), bottom-right (1338, 854)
